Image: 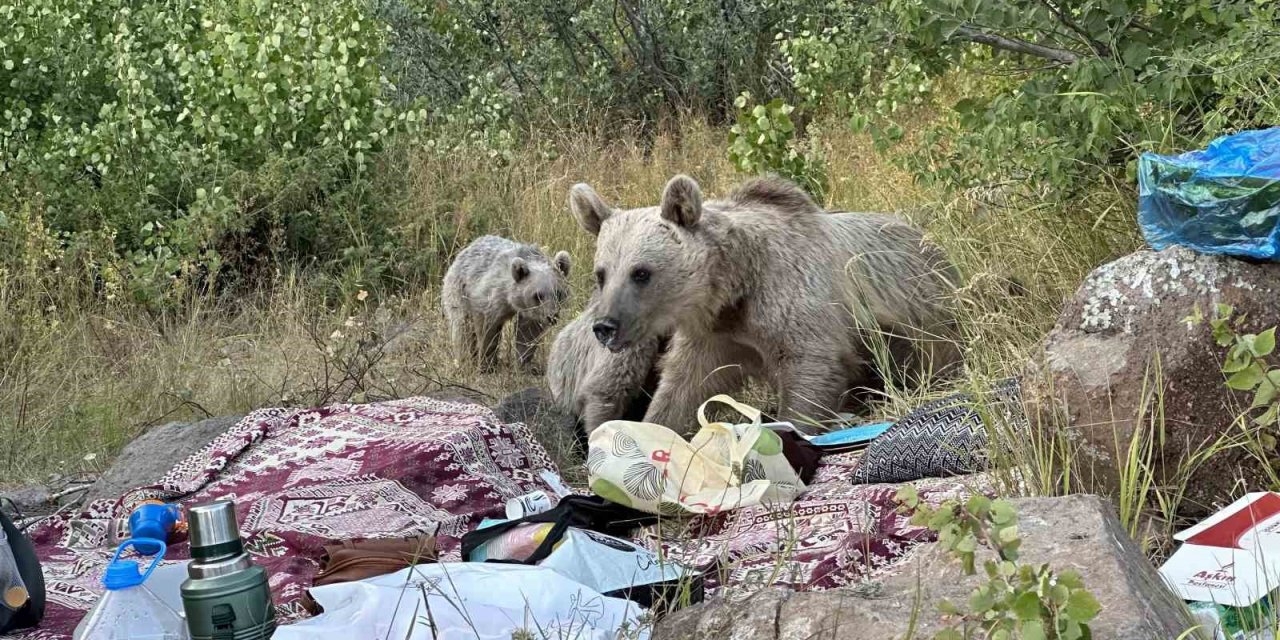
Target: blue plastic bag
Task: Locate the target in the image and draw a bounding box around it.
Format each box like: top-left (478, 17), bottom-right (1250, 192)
top-left (1138, 127), bottom-right (1280, 260)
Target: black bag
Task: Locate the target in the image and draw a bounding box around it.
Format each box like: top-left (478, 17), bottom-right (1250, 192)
top-left (461, 495), bottom-right (702, 612)
top-left (0, 507), bottom-right (45, 634)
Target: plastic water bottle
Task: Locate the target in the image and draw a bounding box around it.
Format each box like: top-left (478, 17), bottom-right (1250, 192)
top-left (74, 539), bottom-right (189, 640)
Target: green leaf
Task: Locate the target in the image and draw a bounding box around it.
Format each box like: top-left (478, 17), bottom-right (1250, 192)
top-left (935, 629), bottom-right (964, 640)
top-left (1020, 620), bottom-right (1047, 640)
top-left (1000, 560), bottom-right (1018, 578)
top-left (969, 587), bottom-right (996, 612)
top-left (998, 525), bottom-right (1020, 544)
top-left (929, 508), bottom-right (957, 530)
top-left (1253, 402), bottom-right (1280, 428)
top-left (1213, 320), bottom-right (1235, 347)
top-left (1254, 328), bottom-right (1276, 357)
top-left (895, 486), bottom-right (920, 510)
top-left (1182, 304), bottom-right (1203, 328)
top-left (967, 495), bottom-right (992, 518)
top-left (1121, 42), bottom-right (1150, 69)
top-left (991, 500), bottom-right (1017, 525)
top-left (1056, 570), bottom-right (1085, 589)
top-left (1064, 589), bottom-right (1101, 621)
top-left (1012, 591), bottom-right (1042, 620)
top-left (1227, 365), bottom-right (1265, 391)
top-left (1253, 378), bottom-right (1278, 409)
top-left (1223, 353), bottom-right (1252, 373)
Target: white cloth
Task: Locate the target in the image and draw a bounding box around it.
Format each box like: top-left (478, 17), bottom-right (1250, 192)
top-left (271, 563), bottom-right (649, 640)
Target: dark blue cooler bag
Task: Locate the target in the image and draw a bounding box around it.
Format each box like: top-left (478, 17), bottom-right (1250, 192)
top-left (1139, 127), bottom-right (1280, 260)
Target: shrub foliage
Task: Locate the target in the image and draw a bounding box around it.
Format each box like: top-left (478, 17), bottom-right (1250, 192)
top-left (2, 0), bottom-right (1277, 302)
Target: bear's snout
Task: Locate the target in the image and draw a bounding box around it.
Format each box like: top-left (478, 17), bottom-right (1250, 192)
top-left (592, 318), bottom-right (620, 350)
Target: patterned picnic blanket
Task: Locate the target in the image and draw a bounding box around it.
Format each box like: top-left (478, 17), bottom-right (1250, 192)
top-left (11, 397), bottom-right (992, 639)
top-left (638, 451), bottom-right (993, 597)
top-left (11, 398), bottom-right (564, 640)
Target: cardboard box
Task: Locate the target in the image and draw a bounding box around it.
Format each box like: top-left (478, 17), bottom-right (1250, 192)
top-left (1161, 492), bottom-right (1280, 607)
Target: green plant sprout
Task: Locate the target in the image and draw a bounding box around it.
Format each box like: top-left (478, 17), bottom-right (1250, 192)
top-left (1187, 303), bottom-right (1280, 439)
top-left (896, 487), bottom-right (1101, 640)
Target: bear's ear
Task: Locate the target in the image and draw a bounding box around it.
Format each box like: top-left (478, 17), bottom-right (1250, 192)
top-left (511, 256), bottom-right (529, 282)
top-left (569, 183), bottom-right (612, 236)
top-left (554, 251), bottom-right (571, 276)
top-left (660, 174), bottom-right (702, 228)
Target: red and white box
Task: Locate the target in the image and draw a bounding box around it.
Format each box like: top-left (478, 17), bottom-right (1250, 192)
top-left (1160, 492), bottom-right (1280, 607)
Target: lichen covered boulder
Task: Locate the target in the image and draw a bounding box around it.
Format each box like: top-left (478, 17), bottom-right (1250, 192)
top-left (1025, 246), bottom-right (1280, 515)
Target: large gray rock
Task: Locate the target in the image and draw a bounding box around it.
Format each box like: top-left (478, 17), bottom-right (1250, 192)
top-left (1024, 247), bottom-right (1280, 515)
top-left (84, 415), bottom-right (243, 504)
top-left (494, 387), bottom-right (582, 475)
top-left (0, 484), bottom-right (52, 512)
top-left (653, 494), bottom-right (1199, 640)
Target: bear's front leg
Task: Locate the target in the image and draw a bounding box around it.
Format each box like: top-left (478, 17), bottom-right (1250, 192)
top-left (775, 350), bottom-right (848, 430)
top-left (478, 318), bottom-right (506, 373)
top-left (643, 333), bottom-right (750, 434)
top-left (447, 312), bottom-right (472, 367)
top-left (514, 315), bottom-right (547, 374)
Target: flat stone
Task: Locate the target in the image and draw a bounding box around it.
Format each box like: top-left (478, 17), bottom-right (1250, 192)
top-left (653, 494), bottom-right (1201, 639)
top-left (0, 484), bottom-right (51, 512)
top-left (83, 415), bottom-right (243, 505)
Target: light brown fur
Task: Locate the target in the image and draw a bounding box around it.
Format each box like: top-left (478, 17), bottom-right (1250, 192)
top-left (568, 175), bottom-right (960, 433)
top-left (442, 235), bottom-right (571, 372)
top-left (546, 297), bottom-right (667, 436)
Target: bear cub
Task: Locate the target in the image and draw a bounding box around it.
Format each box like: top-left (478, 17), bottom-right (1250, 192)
top-left (442, 235), bottom-right (571, 372)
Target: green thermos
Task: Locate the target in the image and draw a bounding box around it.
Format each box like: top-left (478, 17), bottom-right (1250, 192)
top-left (180, 501), bottom-right (276, 640)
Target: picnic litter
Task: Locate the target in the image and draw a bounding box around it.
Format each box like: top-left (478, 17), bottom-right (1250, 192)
top-left (3, 391), bottom-right (1003, 640)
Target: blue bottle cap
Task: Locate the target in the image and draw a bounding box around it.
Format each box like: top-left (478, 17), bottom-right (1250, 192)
top-left (102, 539), bottom-right (166, 590)
top-left (102, 559), bottom-right (146, 590)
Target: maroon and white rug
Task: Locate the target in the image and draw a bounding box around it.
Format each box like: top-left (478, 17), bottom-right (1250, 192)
top-left (10, 397), bottom-right (990, 639)
top-left (637, 452), bottom-right (994, 597)
top-left (12, 398), bottom-right (564, 640)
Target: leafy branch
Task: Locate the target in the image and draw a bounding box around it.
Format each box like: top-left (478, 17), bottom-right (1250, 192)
top-left (950, 26), bottom-right (1082, 65)
top-left (896, 488), bottom-right (1101, 640)
top-left (1186, 303), bottom-right (1280, 441)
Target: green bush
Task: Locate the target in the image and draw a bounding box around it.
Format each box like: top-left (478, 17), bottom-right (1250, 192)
top-left (728, 93), bottom-right (828, 200)
top-left (846, 0), bottom-right (1280, 194)
top-left (6, 0), bottom-right (1277, 307)
top-left (0, 0), bottom-right (424, 305)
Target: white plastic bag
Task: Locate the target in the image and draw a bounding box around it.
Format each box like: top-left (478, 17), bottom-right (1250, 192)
top-left (470, 520), bottom-right (698, 604)
top-left (272, 563), bottom-right (649, 640)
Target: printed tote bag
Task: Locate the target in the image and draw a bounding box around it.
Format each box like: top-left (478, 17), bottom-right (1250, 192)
top-left (586, 395), bottom-right (804, 516)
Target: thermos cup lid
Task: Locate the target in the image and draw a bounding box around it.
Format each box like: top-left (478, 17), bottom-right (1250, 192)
top-left (187, 501), bottom-right (243, 560)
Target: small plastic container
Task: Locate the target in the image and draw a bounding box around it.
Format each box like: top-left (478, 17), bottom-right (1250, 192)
top-left (73, 539), bottom-right (189, 640)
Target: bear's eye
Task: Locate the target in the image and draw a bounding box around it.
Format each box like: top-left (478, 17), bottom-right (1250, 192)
top-left (595, 268), bottom-right (606, 289)
top-left (630, 267), bottom-right (651, 285)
